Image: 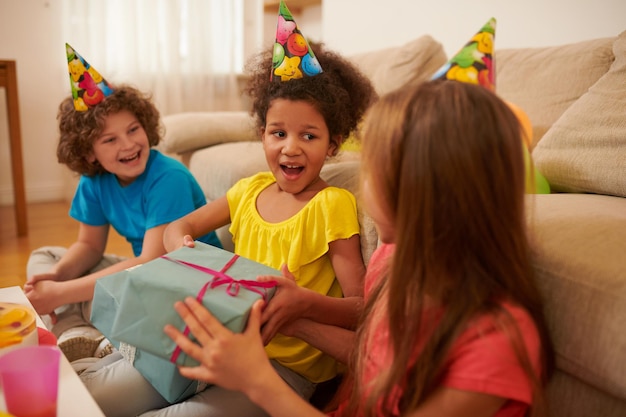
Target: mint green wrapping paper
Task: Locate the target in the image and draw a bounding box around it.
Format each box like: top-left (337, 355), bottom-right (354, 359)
top-left (91, 242), bottom-right (278, 403)
top-left (91, 268), bottom-right (201, 403)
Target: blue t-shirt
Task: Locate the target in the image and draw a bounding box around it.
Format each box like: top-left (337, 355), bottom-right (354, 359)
top-left (70, 149), bottom-right (222, 256)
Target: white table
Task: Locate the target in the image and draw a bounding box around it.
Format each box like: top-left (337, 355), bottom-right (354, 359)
top-left (0, 286), bottom-right (105, 416)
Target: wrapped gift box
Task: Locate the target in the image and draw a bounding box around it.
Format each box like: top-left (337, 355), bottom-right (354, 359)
top-left (91, 241), bottom-right (278, 403)
top-left (91, 268), bottom-right (204, 403)
top-left (109, 242), bottom-right (278, 365)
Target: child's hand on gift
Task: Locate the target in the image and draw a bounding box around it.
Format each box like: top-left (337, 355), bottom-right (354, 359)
top-left (165, 297), bottom-right (274, 396)
top-left (182, 235), bottom-right (196, 248)
top-left (258, 265), bottom-right (317, 345)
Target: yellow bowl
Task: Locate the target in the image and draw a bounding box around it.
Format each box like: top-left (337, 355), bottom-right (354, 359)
top-left (0, 302), bottom-right (38, 355)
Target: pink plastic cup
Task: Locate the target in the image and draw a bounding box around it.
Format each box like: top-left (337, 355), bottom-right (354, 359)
top-left (0, 345), bottom-right (60, 417)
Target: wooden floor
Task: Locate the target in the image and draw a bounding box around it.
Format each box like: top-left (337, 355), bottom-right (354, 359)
top-left (0, 201), bottom-right (133, 289)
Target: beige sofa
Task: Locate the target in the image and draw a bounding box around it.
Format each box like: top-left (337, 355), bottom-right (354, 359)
top-left (160, 32), bottom-right (626, 416)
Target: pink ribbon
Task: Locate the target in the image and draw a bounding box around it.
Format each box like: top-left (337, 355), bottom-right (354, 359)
top-left (161, 254), bottom-right (277, 363)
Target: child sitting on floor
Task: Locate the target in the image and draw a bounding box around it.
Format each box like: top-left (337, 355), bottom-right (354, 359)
top-left (25, 44), bottom-right (221, 367)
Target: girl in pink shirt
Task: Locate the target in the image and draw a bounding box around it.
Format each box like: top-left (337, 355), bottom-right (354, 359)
top-left (163, 80), bottom-right (554, 417)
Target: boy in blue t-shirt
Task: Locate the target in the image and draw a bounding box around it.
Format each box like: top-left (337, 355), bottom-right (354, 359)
top-left (24, 45), bottom-right (221, 365)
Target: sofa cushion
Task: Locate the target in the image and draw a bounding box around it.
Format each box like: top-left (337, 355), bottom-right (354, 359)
top-left (527, 193), bottom-right (626, 400)
top-left (548, 370), bottom-right (626, 417)
top-left (496, 36), bottom-right (615, 147)
top-left (317, 160), bottom-right (378, 265)
top-left (162, 111), bottom-right (258, 155)
top-left (189, 141), bottom-right (267, 203)
top-left (532, 31), bottom-right (626, 198)
top-left (348, 35), bottom-right (447, 96)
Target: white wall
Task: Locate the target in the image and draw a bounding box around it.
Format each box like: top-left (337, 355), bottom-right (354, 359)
top-left (322, 0), bottom-right (626, 56)
top-left (0, 0), bottom-right (624, 205)
top-left (0, 1), bottom-right (69, 205)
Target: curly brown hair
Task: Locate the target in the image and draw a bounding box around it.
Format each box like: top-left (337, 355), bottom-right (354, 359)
top-left (244, 42), bottom-right (377, 150)
top-left (56, 85), bottom-right (162, 176)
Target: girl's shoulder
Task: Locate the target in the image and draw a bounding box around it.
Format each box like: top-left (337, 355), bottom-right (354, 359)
top-left (462, 301), bottom-right (539, 341)
top-left (318, 184), bottom-right (356, 199)
top-left (230, 172), bottom-right (275, 196)
top-left (297, 186), bottom-right (357, 223)
top-left (450, 301), bottom-right (542, 377)
top-left (444, 301), bottom-right (543, 408)
top-left (310, 185), bottom-right (357, 207)
top-left (243, 171), bottom-right (275, 186)
top-left (227, 172), bottom-right (275, 211)
top-left (298, 186), bottom-right (359, 233)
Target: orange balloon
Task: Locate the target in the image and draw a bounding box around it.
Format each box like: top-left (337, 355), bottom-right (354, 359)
top-left (505, 100), bottom-right (533, 148)
top-left (506, 101), bottom-right (551, 194)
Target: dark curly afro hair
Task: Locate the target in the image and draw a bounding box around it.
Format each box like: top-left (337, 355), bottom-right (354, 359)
top-left (244, 42), bottom-right (377, 150)
top-left (56, 85), bottom-right (162, 176)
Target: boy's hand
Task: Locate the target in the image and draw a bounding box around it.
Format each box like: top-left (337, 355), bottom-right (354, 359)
top-left (24, 280), bottom-right (64, 316)
top-left (26, 272), bottom-right (59, 285)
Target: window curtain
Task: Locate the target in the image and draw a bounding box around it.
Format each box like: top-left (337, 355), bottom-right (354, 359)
top-left (61, 0), bottom-right (246, 115)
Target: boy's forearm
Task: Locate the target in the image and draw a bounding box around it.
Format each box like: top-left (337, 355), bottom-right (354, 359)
top-left (60, 256), bottom-right (153, 305)
top-left (53, 241), bottom-right (105, 281)
top-left (58, 273), bottom-right (100, 305)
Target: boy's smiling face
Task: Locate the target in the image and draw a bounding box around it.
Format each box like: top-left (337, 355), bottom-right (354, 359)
top-left (88, 110), bottom-right (150, 186)
top-left (261, 99), bottom-right (338, 195)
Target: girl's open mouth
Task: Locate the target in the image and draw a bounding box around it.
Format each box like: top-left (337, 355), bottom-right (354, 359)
top-left (281, 164), bottom-right (304, 176)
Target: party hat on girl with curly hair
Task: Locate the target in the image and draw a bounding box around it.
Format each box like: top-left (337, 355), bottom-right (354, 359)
top-left (271, 0), bottom-right (323, 81)
top-left (431, 17), bottom-right (496, 91)
top-left (66, 43), bottom-right (114, 111)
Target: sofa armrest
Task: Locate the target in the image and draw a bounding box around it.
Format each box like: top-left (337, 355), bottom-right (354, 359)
top-left (161, 111), bottom-right (258, 155)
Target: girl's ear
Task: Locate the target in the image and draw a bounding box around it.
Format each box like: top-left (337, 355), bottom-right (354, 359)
top-left (328, 135), bottom-right (341, 157)
top-left (259, 127), bottom-right (266, 143)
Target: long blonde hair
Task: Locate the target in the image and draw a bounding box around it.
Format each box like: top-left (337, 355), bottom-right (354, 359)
top-left (342, 81), bottom-right (553, 416)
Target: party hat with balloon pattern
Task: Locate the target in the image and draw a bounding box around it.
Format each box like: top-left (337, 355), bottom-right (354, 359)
top-left (66, 43), bottom-right (114, 111)
top-left (431, 17), bottom-right (496, 91)
top-left (271, 0), bottom-right (323, 81)
top-left (431, 18), bottom-right (550, 194)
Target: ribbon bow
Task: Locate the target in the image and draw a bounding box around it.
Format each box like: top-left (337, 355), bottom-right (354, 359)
top-left (161, 254), bottom-right (277, 363)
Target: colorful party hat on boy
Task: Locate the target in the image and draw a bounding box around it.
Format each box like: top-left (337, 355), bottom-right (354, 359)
top-left (271, 0), bottom-right (323, 82)
top-left (66, 43), bottom-right (114, 111)
top-left (431, 17), bottom-right (496, 91)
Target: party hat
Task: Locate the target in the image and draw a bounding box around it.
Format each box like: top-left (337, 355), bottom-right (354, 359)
top-left (271, 0), bottom-right (323, 81)
top-left (431, 17), bottom-right (496, 91)
top-left (66, 43), bottom-right (114, 111)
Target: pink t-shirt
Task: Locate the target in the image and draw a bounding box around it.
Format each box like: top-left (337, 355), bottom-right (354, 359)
top-left (331, 243), bottom-right (542, 417)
